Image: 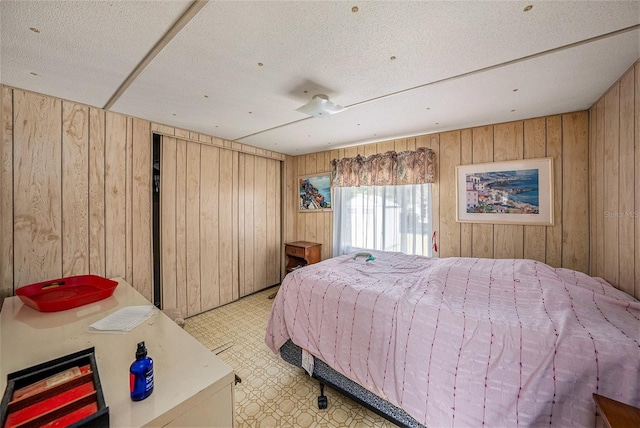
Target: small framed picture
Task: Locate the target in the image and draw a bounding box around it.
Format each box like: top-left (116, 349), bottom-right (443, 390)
top-left (299, 173), bottom-right (332, 212)
top-left (456, 158), bottom-right (554, 225)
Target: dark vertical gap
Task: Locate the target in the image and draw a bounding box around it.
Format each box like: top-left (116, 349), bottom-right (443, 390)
top-left (152, 133), bottom-right (161, 308)
top-left (60, 101), bottom-right (64, 277)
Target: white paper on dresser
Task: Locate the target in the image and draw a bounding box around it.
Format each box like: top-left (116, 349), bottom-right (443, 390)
top-left (88, 305), bottom-right (158, 333)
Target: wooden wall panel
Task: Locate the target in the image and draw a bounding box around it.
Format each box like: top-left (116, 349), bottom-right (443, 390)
top-left (523, 118), bottom-right (547, 263)
top-left (588, 108), bottom-right (596, 276)
top-left (62, 102), bottom-right (89, 277)
top-left (459, 130), bottom-right (473, 258)
top-left (240, 153), bottom-right (255, 296)
top-left (254, 156), bottom-right (268, 294)
top-left (13, 90), bottom-right (62, 287)
top-left (471, 126), bottom-right (494, 259)
top-left (492, 122), bottom-right (524, 260)
top-left (266, 159), bottom-right (277, 285)
top-left (617, 70), bottom-right (635, 297)
top-left (175, 140), bottom-right (188, 316)
top-left (377, 140), bottom-right (394, 153)
top-left (88, 108), bottom-right (106, 277)
top-left (635, 64), bottom-right (639, 300)
top-left (125, 118), bottom-right (134, 284)
top-left (603, 87), bottom-right (620, 287)
top-left (438, 131), bottom-right (461, 258)
top-left (561, 112), bottom-right (588, 273)
top-left (238, 153), bottom-right (247, 296)
top-left (185, 143), bottom-right (202, 315)
top-left (1, 87), bottom-right (14, 300)
top-left (219, 148), bottom-right (235, 305)
top-left (199, 145), bottom-right (219, 311)
top-left (594, 99), bottom-right (605, 278)
top-left (588, 60), bottom-right (639, 299)
top-left (105, 112), bottom-right (127, 279)
top-left (132, 118), bottom-right (152, 301)
top-left (275, 159), bottom-right (283, 285)
top-left (231, 151), bottom-right (240, 301)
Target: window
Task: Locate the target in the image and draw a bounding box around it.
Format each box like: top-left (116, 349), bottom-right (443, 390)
top-left (333, 183), bottom-right (432, 257)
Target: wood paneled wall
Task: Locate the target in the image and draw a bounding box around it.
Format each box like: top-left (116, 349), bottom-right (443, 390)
top-left (0, 87), bottom-right (153, 301)
top-left (286, 112), bottom-right (590, 275)
top-left (0, 86), bottom-right (285, 311)
top-left (589, 60), bottom-right (639, 299)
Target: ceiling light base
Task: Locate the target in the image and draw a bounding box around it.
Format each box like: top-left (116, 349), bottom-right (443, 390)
top-left (296, 94), bottom-right (345, 118)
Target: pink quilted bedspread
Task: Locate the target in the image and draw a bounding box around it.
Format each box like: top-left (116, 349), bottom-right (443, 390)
top-left (265, 251), bottom-right (640, 427)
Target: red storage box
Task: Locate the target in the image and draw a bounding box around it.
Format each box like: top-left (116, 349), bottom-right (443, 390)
top-left (15, 276), bottom-right (118, 312)
top-left (0, 347), bottom-right (109, 428)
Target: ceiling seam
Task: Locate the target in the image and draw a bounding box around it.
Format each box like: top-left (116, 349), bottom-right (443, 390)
top-left (234, 23), bottom-right (640, 143)
top-left (103, 0), bottom-right (209, 111)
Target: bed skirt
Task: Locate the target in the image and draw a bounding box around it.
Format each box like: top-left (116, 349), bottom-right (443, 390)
top-left (279, 339), bottom-right (425, 428)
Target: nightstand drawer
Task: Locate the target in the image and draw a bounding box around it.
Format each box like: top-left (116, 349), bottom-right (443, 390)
top-left (285, 245), bottom-right (303, 257)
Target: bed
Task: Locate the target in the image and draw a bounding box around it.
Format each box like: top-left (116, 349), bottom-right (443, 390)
top-left (265, 251), bottom-right (640, 427)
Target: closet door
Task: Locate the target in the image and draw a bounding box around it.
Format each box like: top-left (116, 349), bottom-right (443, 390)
top-left (160, 137), bottom-right (281, 316)
top-left (160, 137), bottom-right (239, 317)
top-left (238, 153), bottom-right (282, 297)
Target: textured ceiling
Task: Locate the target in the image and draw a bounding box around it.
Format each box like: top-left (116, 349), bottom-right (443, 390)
top-left (1, 1), bottom-right (639, 155)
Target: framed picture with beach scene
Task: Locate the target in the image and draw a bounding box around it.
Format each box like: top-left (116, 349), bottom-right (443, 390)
top-left (299, 173), bottom-right (332, 212)
top-left (456, 158), bottom-right (554, 226)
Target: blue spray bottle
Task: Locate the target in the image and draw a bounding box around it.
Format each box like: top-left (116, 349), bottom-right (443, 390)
top-left (130, 341), bottom-right (154, 401)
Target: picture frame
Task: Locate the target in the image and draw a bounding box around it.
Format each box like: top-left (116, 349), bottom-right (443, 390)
top-left (456, 158), bottom-right (553, 226)
top-left (299, 173), bottom-right (332, 212)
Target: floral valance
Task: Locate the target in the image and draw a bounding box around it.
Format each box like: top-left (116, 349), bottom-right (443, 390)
top-left (330, 147), bottom-right (435, 187)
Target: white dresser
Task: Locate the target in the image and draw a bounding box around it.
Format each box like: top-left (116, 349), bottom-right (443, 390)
top-left (0, 278), bottom-right (235, 427)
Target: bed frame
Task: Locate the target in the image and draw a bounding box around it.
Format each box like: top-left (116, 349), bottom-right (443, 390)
top-left (280, 340), bottom-right (425, 428)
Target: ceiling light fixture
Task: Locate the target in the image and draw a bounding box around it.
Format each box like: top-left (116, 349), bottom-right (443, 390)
top-left (296, 94), bottom-right (346, 118)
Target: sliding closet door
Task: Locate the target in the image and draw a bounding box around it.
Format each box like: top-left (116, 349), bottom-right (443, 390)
top-left (238, 153), bottom-right (282, 297)
top-left (160, 137), bottom-right (282, 316)
top-left (160, 137), bottom-right (239, 317)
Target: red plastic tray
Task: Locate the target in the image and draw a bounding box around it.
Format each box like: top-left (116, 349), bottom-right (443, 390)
top-left (16, 275), bottom-right (118, 312)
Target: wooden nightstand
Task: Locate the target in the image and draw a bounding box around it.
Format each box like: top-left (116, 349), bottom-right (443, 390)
top-left (285, 241), bottom-right (322, 274)
top-left (593, 394), bottom-right (640, 428)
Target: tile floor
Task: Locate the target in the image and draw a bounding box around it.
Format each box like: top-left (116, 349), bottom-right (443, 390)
top-left (184, 286), bottom-right (396, 427)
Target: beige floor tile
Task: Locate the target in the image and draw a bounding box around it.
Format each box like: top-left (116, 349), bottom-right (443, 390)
top-left (185, 287), bottom-right (396, 427)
